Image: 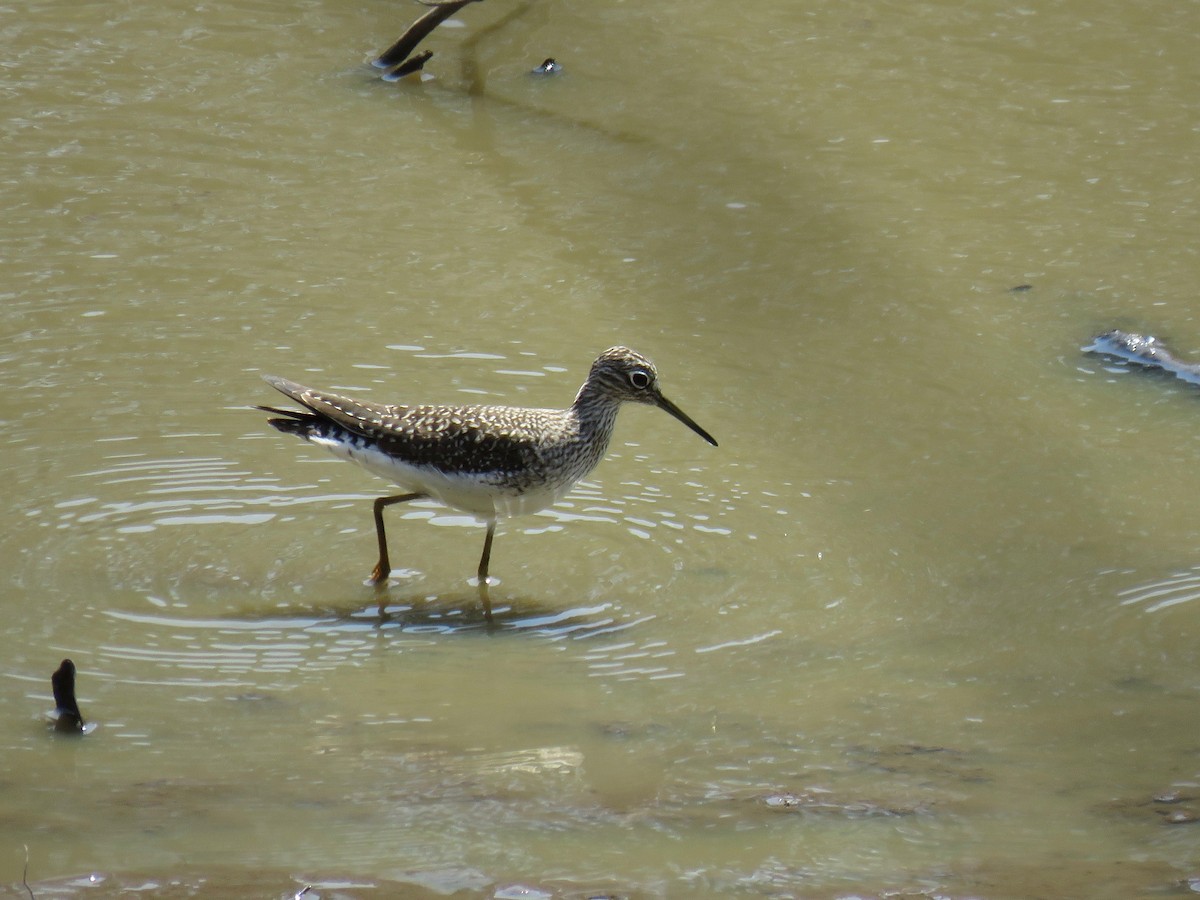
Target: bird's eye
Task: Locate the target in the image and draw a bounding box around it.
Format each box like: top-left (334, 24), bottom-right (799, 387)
top-left (629, 370), bottom-right (651, 389)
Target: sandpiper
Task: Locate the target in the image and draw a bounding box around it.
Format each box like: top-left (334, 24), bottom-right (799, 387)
top-left (258, 347), bottom-right (717, 586)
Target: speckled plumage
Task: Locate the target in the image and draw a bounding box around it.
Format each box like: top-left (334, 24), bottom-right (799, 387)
top-left (258, 346), bottom-right (717, 585)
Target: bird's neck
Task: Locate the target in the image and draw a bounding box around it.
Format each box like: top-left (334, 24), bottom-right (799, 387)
top-left (568, 384), bottom-right (623, 461)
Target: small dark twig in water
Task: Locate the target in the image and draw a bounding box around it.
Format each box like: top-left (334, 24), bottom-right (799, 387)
top-left (22, 844), bottom-right (34, 900)
top-left (372, 0), bottom-right (484, 75)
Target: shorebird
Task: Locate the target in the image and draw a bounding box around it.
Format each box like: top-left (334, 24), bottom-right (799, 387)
top-left (258, 347), bottom-right (717, 586)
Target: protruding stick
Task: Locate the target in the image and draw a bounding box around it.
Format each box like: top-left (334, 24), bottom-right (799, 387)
top-left (382, 50), bottom-right (433, 81)
top-left (51, 659), bottom-right (85, 734)
top-left (372, 0), bottom-right (483, 70)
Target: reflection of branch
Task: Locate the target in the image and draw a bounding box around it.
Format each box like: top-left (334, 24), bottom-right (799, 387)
top-left (457, 0), bottom-right (535, 92)
top-left (372, 0), bottom-right (484, 74)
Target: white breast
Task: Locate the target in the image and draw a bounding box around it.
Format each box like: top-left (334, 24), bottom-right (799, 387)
top-left (311, 433), bottom-right (573, 521)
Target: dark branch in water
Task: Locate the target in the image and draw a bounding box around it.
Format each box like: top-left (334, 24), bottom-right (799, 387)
top-left (22, 844), bottom-right (34, 900)
top-left (382, 50), bottom-right (433, 81)
top-left (372, 0), bottom-right (484, 74)
top-left (1085, 329), bottom-right (1200, 387)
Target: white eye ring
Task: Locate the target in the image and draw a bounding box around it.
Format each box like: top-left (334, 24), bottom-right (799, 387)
top-left (629, 370), bottom-right (651, 389)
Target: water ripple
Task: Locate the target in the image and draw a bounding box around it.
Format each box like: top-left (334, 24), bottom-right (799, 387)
top-left (97, 595), bottom-right (665, 677)
top-left (577, 633), bottom-right (684, 681)
top-left (1116, 565), bottom-right (1200, 613)
top-left (61, 454), bottom-right (322, 533)
top-left (695, 629), bottom-right (783, 654)
top-left (60, 454), bottom-right (746, 547)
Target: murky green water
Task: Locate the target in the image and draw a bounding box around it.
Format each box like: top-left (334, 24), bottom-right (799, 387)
top-left (4, 0), bottom-right (1200, 897)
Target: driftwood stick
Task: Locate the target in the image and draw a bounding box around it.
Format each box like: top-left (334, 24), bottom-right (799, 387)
top-left (381, 50), bottom-right (433, 81)
top-left (372, 0), bottom-right (484, 70)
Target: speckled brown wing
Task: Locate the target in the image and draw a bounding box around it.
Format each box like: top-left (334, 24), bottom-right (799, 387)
top-left (262, 375), bottom-right (541, 476)
top-left (370, 407), bottom-right (545, 477)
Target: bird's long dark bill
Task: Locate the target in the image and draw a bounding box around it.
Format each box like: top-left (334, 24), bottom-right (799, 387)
top-left (656, 394), bottom-right (718, 447)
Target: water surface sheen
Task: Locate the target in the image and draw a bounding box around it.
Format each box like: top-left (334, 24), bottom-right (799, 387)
top-left (4, 0), bottom-right (1200, 896)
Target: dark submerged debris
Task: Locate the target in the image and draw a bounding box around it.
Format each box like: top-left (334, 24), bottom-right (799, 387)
top-left (51, 658), bottom-right (85, 734)
top-left (372, 0), bottom-right (484, 78)
top-left (761, 790), bottom-right (924, 818)
top-left (1105, 788), bottom-right (1200, 826)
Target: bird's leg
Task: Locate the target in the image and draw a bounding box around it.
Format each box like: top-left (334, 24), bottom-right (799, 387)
top-left (477, 578), bottom-right (494, 625)
top-left (476, 520), bottom-right (496, 624)
top-left (477, 520), bottom-right (496, 584)
top-left (370, 493), bottom-right (425, 584)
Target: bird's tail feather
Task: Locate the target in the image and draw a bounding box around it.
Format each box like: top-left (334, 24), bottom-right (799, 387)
top-left (256, 405), bottom-right (319, 438)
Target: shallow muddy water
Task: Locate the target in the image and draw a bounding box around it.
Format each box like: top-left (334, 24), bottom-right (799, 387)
top-left (3, 0), bottom-right (1200, 897)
